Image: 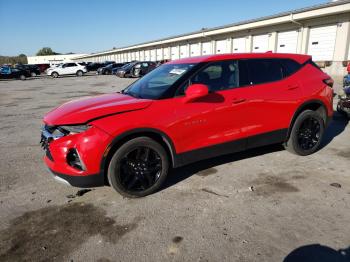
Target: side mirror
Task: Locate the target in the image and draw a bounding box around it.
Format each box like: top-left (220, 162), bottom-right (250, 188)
top-left (184, 84), bottom-right (209, 103)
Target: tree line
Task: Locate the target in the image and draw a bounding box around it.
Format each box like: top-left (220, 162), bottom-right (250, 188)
top-left (0, 47), bottom-right (61, 66)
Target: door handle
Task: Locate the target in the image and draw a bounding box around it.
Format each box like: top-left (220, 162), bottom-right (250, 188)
top-left (232, 98), bottom-right (246, 104)
top-left (287, 85), bottom-right (299, 91)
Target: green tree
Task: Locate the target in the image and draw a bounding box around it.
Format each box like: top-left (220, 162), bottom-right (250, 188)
top-left (36, 47), bottom-right (60, 56)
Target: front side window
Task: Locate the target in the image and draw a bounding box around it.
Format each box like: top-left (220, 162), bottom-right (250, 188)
top-left (177, 60), bottom-right (239, 95)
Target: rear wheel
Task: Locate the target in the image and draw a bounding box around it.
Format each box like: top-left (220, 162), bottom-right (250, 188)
top-left (76, 70), bottom-right (83, 77)
top-left (284, 110), bottom-right (325, 156)
top-left (107, 137), bottom-right (169, 198)
top-left (51, 72), bottom-right (59, 78)
top-left (19, 74), bottom-right (26, 80)
top-left (31, 72), bottom-right (37, 77)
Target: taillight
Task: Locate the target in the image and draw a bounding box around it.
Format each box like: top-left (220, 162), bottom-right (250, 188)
top-left (323, 78), bottom-right (334, 88)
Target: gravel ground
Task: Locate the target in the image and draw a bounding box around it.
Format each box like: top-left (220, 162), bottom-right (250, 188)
top-left (0, 73), bottom-right (349, 262)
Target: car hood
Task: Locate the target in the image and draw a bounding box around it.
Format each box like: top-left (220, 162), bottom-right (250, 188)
top-left (44, 93), bottom-right (152, 125)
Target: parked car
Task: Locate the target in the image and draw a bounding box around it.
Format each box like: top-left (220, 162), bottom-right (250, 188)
top-left (86, 61), bottom-right (114, 72)
top-left (15, 64), bottom-right (41, 77)
top-left (36, 64), bottom-right (51, 73)
top-left (116, 61), bottom-right (156, 78)
top-left (40, 53), bottom-right (334, 197)
top-left (46, 62), bottom-right (87, 78)
top-left (86, 62), bottom-right (101, 72)
top-left (0, 66), bottom-right (31, 80)
top-left (97, 63), bottom-right (125, 75)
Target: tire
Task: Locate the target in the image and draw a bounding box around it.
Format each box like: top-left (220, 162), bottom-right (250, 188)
top-left (284, 110), bottom-right (325, 156)
top-left (51, 72), bottom-right (59, 78)
top-left (19, 75), bottom-right (26, 80)
top-left (31, 72), bottom-right (37, 77)
top-left (105, 70), bottom-right (110, 75)
top-left (107, 137), bottom-right (169, 198)
top-left (76, 70), bottom-right (83, 77)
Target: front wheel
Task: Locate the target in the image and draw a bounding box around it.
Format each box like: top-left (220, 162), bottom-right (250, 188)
top-left (19, 74), bottom-right (26, 80)
top-left (31, 72), bottom-right (37, 77)
top-left (284, 110), bottom-right (325, 156)
top-left (107, 137), bottom-right (169, 198)
top-left (76, 70), bottom-right (83, 77)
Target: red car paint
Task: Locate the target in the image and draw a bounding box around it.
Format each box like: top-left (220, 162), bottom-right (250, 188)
top-left (41, 53), bottom-right (333, 188)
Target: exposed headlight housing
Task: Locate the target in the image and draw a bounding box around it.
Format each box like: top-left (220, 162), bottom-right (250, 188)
top-left (58, 125), bottom-right (91, 135)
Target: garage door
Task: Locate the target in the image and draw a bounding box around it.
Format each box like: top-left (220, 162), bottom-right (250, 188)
top-left (308, 25), bottom-right (337, 61)
top-left (145, 50), bottom-right (151, 61)
top-left (190, 43), bottom-right (200, 57)
top-left (202, 41), bottom-right (212, 55)
top-left (163, 48), bottom-right (170, 60)
top-left (131, 52), bottom-right (136, 61)
top-left (135, 51), bottom-right (140, 61)
top-left (180, 45), bottom-right (189, 58)
top-left (252, 34), bottom-right (269, 53)
top-left (128, 53), bottom-right (132, 62)
top-left (140, 51), bottom-right (145, 61)
top-left (171, 46), bottom-right (179, 60)
top-left (216, 39), bottom-right (229, 54)
top-left (232, 37), bottom-right (246, 53)
top-left (156, 48), bottom-right (162, 61)
top-left (277, 30), bottom-right (299, 53)
top-left (150, 49), bottom-right (157, 61)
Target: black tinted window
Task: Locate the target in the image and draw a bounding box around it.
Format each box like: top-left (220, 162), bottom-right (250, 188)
top-left (245, 59), bottom-right (283, 85)
top-left (190, 60), bottom-right (239, 92)
top-left (279, 59), bottom-right (301, 77)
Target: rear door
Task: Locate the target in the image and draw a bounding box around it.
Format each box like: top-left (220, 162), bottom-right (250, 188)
top-left (237, 58), bottom-right (303, 146)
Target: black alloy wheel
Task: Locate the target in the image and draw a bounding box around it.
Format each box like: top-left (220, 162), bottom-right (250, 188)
top-left (119, 146), bottom-right (162, 192)
top-left (297, 117), bottom-right (321, 150)
top-left (284, 109), bottom-right (325, 156)
top-left (108, 137), bottom-right (169, 197)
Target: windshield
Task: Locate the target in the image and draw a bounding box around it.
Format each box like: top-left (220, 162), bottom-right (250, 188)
top-left (123, 63), bottom-right (197, 99)
top-left (121, 62), bottom-right (137, 70)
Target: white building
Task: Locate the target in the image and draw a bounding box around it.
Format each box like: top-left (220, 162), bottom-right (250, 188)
top-left (73, 1), bottom-right (350, 82)
top-left (27, 54), bottom-right (87, 65)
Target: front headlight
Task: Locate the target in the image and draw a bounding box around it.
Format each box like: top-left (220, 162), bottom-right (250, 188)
top-left (58, 125), bottom-right (91, 135)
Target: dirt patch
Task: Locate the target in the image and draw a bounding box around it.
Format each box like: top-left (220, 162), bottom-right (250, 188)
top-left (0, 203), bottom-right (140, 262)
top-left (172, 236), bottom-right (183, 244)
top-left (336, 149), bottom-right (350, 159)
top-left (251, 174), bottom-right (299, 196)
top-left (201, 188), bottom-right (229, 198)
top-left (196, 168), bottom-right (218, 177)
top-left (32, 105), bottom-right (54, 110)
top-left (91, 82), bottom-right (107, 87)
top-left (0, 125), bottom-right (12, 131)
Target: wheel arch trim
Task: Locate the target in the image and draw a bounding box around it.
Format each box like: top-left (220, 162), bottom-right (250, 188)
top-left (99, 128), bottom-right (178, 183)
top-left (287, 99), bottom-right (329, 139)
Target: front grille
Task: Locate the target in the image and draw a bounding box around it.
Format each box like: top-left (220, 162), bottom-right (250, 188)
top-left (40, 125), bottom-right (61, 161)
top-left (40, 131), bottom-right (54, 161)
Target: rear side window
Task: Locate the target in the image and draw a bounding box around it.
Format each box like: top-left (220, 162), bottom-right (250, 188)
top-left (244, 59), bottom-right (283, 85)
top-left (279, 59), bottom-right (302, 77)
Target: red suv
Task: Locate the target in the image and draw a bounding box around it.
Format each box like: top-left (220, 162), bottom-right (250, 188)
top-left (41, 53), bottom-right (334, 197)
